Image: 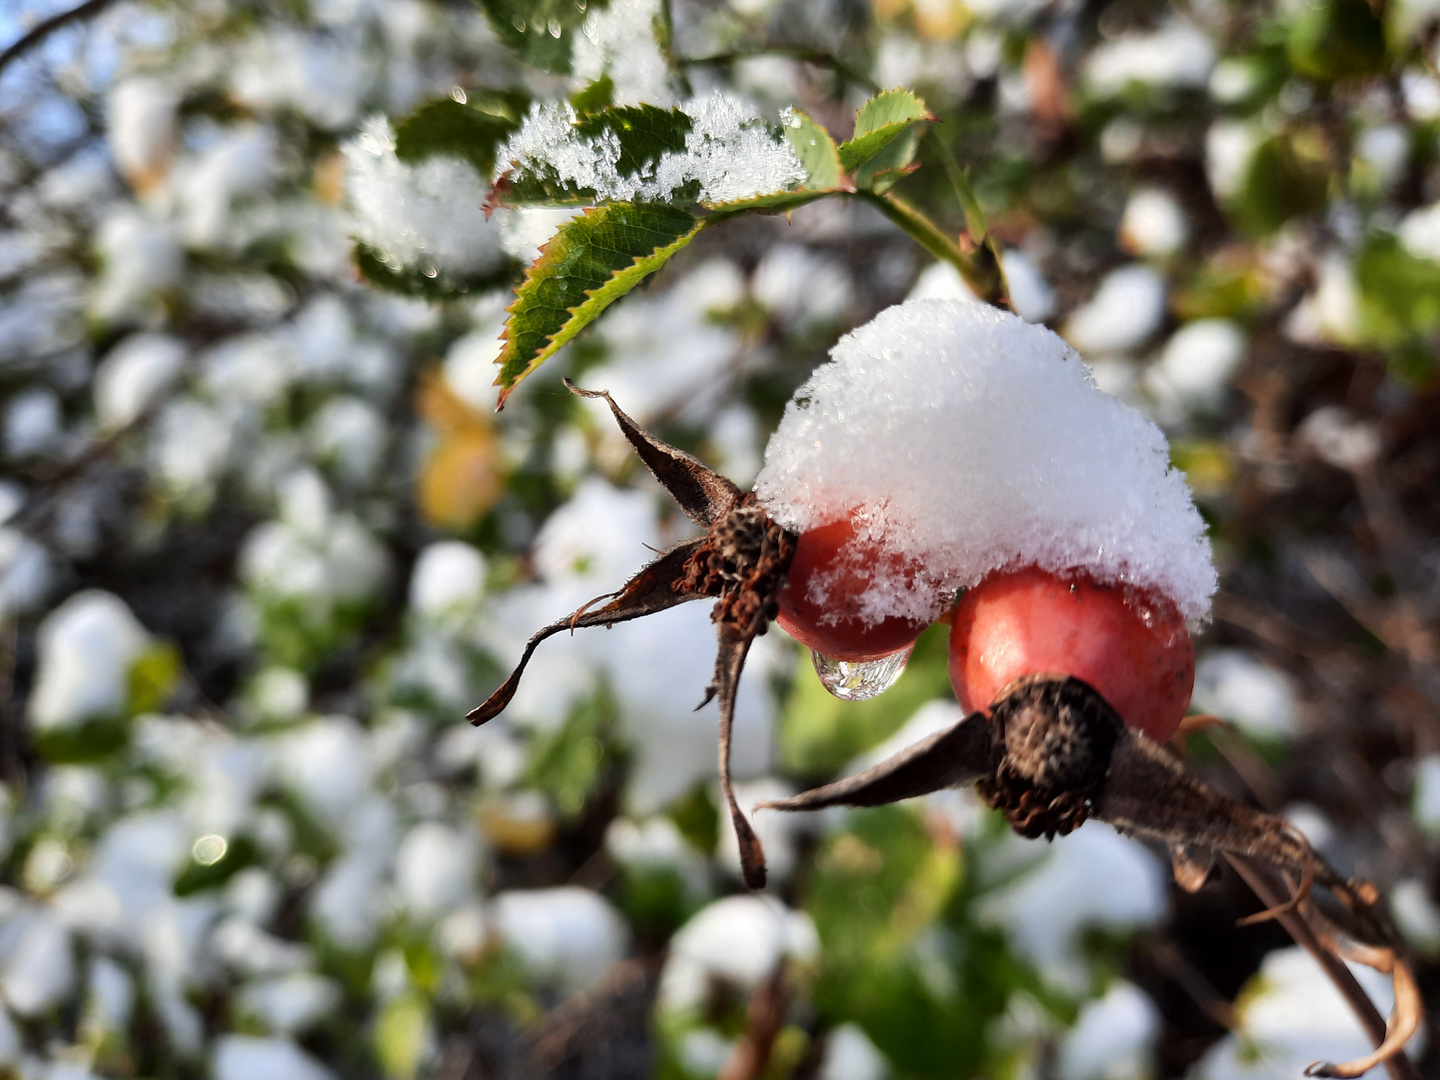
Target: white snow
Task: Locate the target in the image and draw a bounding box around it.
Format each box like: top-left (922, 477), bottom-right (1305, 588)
top-left (0, 908), bottom-right (75, 1016)
top-left (107, 76), bottom-right (178, 191)
top-left (754, 299), bottom-right (1216, 626)
top-left (4, 389), bottom-right (62, 459)
top-left (489, 887), bottom-right (629, 993)
top-left (1391, 879), bottom-right (1440, 956)
top-left (1083, 21), bottom-right (1215, 97)
top-left (1063, 264), bottom-right (1168, 355)
top-left (570, 0), bottom-right (675, 107)
top-left (94, 332), bottom-right (186, 431)
top-left (1055, 980), bottom-right (1159, 1080)
top-left (979, 824), bottom-right (1166, 993)
top-left (91, 207), bottom-right (184, 321)
top-left (410, 541), bottom-right (487, 620)
top-left (343, 116), bottom-right (505, 276)
top-left (495, 92), bottom-right (807, 207)
top-left (752, 244), bottom-right (854, 329)
top-left (1297, 406), bottom-right (1381, 471)
top-left (1206, 121), bottom-right (1262, 202)
top-left (1191, 649), bottom-right (1297, 739)
top-left (818, 1023), bottom-right (891, 1080)
top-left (213, 1035), bottom-right (336, 1080)
top-left (1147, 318), bottom-right (1246, 417)
top-left (27, 591), bottom-right (151, 731)
top-left (237, 973), bottom-right (341, 1034)
top-left (394, 822), bottom-right (480, 918)
top-left (659, 895), bottom-right (819, 1012)
top-left (1400, 202), bottom-right (1440, 263)
top-left (0, 528), bottom-right (52, 618)
top-left (1356, 124), bottom-right (1409, 190)
top-left (1413, 754), bottom-right (1440, 837)
top-left (1119, 187), bottom-right (1190, 259)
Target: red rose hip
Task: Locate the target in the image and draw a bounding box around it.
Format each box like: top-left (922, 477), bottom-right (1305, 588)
top-left (947, 566), bottom-right (1194, 742)
top-left (776, 515), bottom-right (929, 662)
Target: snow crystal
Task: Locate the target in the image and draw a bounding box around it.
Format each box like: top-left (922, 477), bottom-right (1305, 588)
top-left (1083, 20), bottom-right (1215, 97)
top-left (343, 116), bottom-right (505, 276)
top-left (1055, 981), bottom-right (1158, 1080)
top-left (1119, 187), bottom-right (1189, 258)
top-left (94, 332), bottom-right (186, 431)
top-left (1192, 649), bottom-right (1297, 739)
top-left (496, 92), bottom-right (807, 207)
top-left (27, 592), bottom-right (150, 732)
top-left (754, 300), bottom-right (1216, 625)
top-left (571, 0), bottom-right (675, 107)
top-left (1064, 264), bottom-right (1168, 355)
top-left (489, 887), bottom-right (628, 993)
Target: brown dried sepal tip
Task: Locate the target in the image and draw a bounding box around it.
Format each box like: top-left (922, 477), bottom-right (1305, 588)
top-left (466, 388), bottom-right (1421, 1077)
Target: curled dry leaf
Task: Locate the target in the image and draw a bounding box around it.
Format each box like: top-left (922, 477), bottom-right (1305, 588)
top-left (466, 389), bottom-right (1421, 1076)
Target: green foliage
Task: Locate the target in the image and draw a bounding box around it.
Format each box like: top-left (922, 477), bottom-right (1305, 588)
top-left (374, 992), bottom-right (431, 1079)
top-left (1286, 0), bottom-right (1387, 82)
top-left (1355, 234), bottom-right (1440, 352)
top-left (805, 807), bottom-right (1038, 1078)
top-left (494, 202), bottom-right (704, 405)
top-left (838, 89), bottom-right (932, 173)
top-left (479, 0), bottom-right (608, 73)
top-left (173, 834), bottom-right (260, 896)
top-left (32, 716), bottom-right (130, 764)
top-left (392, 96), bottom-right (521, 176)
top-left (128, 640), bottom-right (182, 714)
top-left (570, 76), bottom-right (615, 116)
top-left (1231, 134), bottom-right (1330, 236)
top-left (783, 109), bottom-right (843, 191)
top-left (780, 623), bottom-right (954, 777)
top-left (353, 243), bottom-right (514, 301)
top-left (524, 689), bottom-right (616, 819)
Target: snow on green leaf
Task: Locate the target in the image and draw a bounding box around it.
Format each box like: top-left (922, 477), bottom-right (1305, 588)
top-left (494, 203), bottom-right (704, 406)
top-left (781, 108), bottom-right (844, 192)
top-left (392, 97), bottom-right (522, 178)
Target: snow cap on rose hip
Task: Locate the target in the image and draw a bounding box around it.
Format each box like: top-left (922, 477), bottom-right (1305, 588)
top-left (753, 298), bottom-right (1217, 627)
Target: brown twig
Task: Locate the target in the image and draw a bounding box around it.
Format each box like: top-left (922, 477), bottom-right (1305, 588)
top-left (0, 0), bottom-right (118, 79)
top-left (718, 964), bottom-right (791, 1080)
top-left (1226, 854), bottom-right (1421, 1080)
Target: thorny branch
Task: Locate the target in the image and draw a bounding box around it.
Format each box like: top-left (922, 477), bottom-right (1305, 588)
top-left (466, 387), bottom-right (1423, 1076)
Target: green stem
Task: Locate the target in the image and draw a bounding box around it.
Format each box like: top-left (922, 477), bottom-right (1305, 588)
top-left (854, 190), bottom-right (1005, 305)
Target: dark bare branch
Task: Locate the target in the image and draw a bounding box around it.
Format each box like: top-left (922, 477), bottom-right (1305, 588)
top-left (713, 626), bottom-right (767, 889)
top-left (0, 0), bottom-right (117, 79)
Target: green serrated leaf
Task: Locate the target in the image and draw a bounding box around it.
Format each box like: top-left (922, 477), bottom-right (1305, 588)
top-left (500, 104), bottom-right (694, 206)
top-left (495, 203), bottom-right (704, 405)
top-left (838, 89), bottom-right (932, 173)
top-left (353, 244), bottom-right (515, 301)
top-left (570, 76), bottom-right (615, 116)
top-left (853, 126), bottom-right (922, 194)
top-left (393, 97), bottom-right (521, 177)
top-left (782, 109), bottom-right (843, 191)
top-left (480, 0), bottom-right (608, 74)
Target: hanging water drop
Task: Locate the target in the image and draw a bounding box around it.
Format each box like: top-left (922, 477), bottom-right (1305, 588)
top-left (811, 646), bottom-right (913, 701)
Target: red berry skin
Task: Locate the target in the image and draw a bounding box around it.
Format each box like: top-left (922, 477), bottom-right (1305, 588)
top-left (776, 516), bottom-right (930, 662)
top-left (947, 566), bottom-right (1195, 742)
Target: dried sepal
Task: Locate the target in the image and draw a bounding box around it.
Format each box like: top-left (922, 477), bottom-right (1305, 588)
top-left (467, 386), bottom-right (795, 889)
top-left (467, 537), bottom-right (706, 724)
top-left (566, 380), bottom-right (743, 527)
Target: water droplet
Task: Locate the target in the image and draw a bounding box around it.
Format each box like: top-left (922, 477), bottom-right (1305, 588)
top-left (512, 15), bottom-right (525, 31)
top-left (450, 86), bottom-right (467, 104)
top-left (811, 646), bottom-right (913, 701)
top-left (548, 17), bottom-right (563, 37)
